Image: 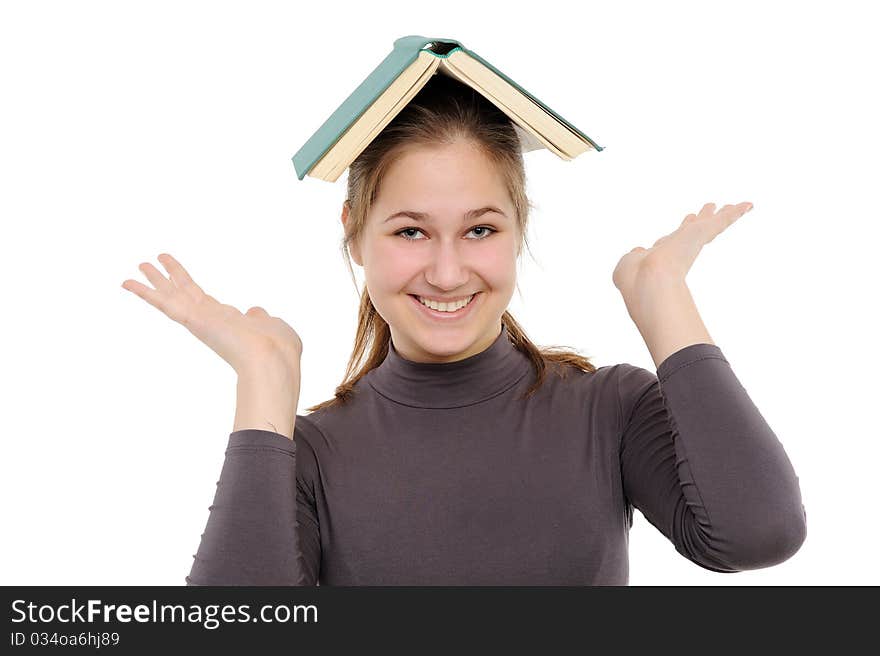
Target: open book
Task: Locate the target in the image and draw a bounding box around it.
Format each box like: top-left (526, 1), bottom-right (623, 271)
top-left (292, 35), bottom-right (604, 182)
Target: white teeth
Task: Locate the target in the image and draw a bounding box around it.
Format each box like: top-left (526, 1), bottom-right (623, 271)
top-left (416, 294), bottom-right (475, 312)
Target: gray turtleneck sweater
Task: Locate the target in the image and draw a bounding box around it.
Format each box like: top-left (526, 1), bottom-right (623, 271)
top-left (186, 324), bottom-right (807, 585)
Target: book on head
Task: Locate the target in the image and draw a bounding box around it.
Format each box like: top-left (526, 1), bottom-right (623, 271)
top-left (292, 34), bottom-right (604, 182)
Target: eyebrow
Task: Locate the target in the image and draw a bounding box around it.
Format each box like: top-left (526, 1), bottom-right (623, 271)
top-left (383, 206), bottom-right (507, 223)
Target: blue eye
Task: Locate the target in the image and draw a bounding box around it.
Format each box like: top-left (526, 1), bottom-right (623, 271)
top-left (396, 226), bottom-right (497, 241)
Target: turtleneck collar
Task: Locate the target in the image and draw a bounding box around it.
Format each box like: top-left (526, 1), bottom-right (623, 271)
top-left (366, 323), bottom-right (534, 409)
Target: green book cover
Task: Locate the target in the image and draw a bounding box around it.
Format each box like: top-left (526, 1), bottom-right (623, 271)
top-left (291, 34), bottom-right (604, 181)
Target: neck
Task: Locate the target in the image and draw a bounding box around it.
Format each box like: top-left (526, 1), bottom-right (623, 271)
top-left (367, 322), bottom-right (534, 409)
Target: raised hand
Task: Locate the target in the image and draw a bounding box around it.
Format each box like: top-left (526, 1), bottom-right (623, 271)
top-left (121, 253), bottom-right (302, 376)
top-left (612, 201), bottom-right (754, 300)
top-left (610, 201), bottom-right (755, 366)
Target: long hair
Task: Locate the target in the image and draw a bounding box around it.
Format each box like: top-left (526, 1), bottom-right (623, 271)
top-left (306, 74), bottom-right (596, 413)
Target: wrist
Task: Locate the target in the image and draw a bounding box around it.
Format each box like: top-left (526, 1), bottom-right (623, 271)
top-left (234, 373), bottom-right (300, 440)
top-left (622, 275), bottom-right (689, 323)
top-left (237, 355), bottom-right (301, 386)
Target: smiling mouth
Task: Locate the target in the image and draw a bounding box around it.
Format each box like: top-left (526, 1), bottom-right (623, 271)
top-left (408, 293), bottom-right (480, 315)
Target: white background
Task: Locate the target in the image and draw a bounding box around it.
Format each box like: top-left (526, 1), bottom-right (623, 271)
top-left (1, 0), bottom-right (876, 586)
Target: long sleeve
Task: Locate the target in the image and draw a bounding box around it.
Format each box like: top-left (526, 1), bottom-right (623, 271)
top-left (185, 424), bottom-right (321, 585)
top-left (617, 342), bottom-right (807, 573)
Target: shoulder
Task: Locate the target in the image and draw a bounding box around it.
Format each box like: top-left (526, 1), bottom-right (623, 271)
top-left (292, 410), bottom-right (331, 459)
top-left (555, 360), bottom-right (659, 427)
top-left (295, 407), bottom-right (333, 443)
top-left (612, 361), bottom-right (659, 394)
top-left (547, 358), bottom-right (649, 392)
top-left (293, 382), bottom-right (373, 450)
top-left (540, 359), bottom-right (643, 412)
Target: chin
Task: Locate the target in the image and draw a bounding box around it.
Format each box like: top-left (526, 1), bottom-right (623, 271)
top-left (413, 325), bottom-right (472, 346)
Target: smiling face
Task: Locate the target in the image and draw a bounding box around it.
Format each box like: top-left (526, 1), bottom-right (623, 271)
top-left (342, 139), bottom-right (520, 364)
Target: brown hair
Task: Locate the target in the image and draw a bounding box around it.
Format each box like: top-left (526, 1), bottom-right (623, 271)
top-left (306, 74), bottom-right (596, 413)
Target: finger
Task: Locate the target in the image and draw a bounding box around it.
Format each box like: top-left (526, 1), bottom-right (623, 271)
top-left (699, 202), bottom-right (716, 217)
top-left (721, 202), bottom-right (754, 225)
top-left (702, 203), bottom-right (751, 240)
top-left (137, 262), bottom-right (174, 292)
top-left (121, 278), bottom-right (169, 313)
top-left (157, 253), bottom-right (205, 298)
top-left (719, 202), bottom-right (752, 215)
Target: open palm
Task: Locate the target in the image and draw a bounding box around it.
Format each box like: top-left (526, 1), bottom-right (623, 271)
top-left (121, 253), bottom-right (302, 375)
top-left (612, 201), bottom-right (754, 298)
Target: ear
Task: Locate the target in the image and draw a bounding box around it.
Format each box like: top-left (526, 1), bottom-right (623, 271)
top-left (341, 201), bottom-right (363, 266)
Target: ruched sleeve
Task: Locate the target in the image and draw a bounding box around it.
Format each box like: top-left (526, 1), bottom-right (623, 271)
top-left (617, 342), bottom-right (807, 572)
top-left (186, 418), bottom-right (321, 585)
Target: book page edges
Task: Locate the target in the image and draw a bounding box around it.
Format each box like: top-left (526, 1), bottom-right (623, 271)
top-left (438, 55), bottom-right (578, 160)
top-left (308, 47), bottom-right (595, 182)
top-left (309, 52), bottom-right (440, 182)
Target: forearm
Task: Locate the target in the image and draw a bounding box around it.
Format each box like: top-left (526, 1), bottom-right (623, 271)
top-left (624, 278), bottom-right (714, 369)
top-left (233, 365), bottom-right (301, 439)
top-left (187, 428), bottom-right (305, 586)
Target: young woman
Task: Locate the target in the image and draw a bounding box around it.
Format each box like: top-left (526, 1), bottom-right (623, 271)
top-left (123, 75), bottom-right (806, 585)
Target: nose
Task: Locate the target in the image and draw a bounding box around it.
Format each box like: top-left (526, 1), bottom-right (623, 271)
top-left (424, 237), bottom-right (471, 291)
